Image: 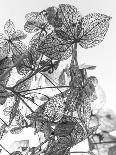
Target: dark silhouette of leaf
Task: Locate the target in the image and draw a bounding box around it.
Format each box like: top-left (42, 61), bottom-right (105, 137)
top-left (79, 13), bottom-right (111, 48)
top-left (4, 19), bottom-right (15, 37)
top-left (35, 31), bottom-right (72, 60)
top-left (11, 30), bottom-right (27, 41)
top-left (10, 126), bottom-right (23, 134)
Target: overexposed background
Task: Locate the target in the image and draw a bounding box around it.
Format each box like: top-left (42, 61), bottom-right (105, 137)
top-left (0, 0), bottom-right (115, 154)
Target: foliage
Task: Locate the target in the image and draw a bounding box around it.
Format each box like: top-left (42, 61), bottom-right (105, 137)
top-left (0, 3), bottom-right (112, 155)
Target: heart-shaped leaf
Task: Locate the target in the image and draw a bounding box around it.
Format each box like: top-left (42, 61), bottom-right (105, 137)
top-left (79, 13), bottom-right (111, 48)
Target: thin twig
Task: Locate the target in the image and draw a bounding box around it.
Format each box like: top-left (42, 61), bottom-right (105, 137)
top-left (0, 144), bottom-right (10, 154)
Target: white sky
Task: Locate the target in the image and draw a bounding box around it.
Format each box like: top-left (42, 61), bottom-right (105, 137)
top-left (0, 0), bottom-right (115, 154)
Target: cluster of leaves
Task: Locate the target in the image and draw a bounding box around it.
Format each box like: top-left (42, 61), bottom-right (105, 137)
top-left (0, 3), bottom-right (113, 155)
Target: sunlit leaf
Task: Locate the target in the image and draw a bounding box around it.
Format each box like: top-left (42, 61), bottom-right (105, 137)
top-left (79, 13), bottom-right (111, 48)
top-left (4, 19), bottom-right (15, 37)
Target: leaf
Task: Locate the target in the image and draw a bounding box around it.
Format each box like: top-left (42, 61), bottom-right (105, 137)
top-left (79, 64), bottom-right (96, 70)
top-left (9, 98), bottom-right (20, 125)
top-left (59, 70), bottom-right (66, 86)
top-left (15, 110), bottom-right (28, 127)
top-left (56, 4), bottom-right (82, 39)
top-left (0, 123), bottom-right (8, 140)
top-left (79, 13), bottom-right (111, 49)
top-left (54, 121), bottom-right (76, 137)
top-left (4, 19), bottom-right (15, 37)
top-left (11, 30), bottom-right (27, 41)
top-left (44, 94), bottom-right (65, 122)
top-left (96, 108), bottom-right (116, 132)
top-left (46, 6), bottom-right (57, 26)
top-left (14, 77), bottom-right (31, 93)
top-left (3, 106), bottom-right (12, 116)
top-left (29, 32), bottom-right (45, 64)
top-left (0, 86), bottom-right (9, 105)
top-left (11, 41), bottom-right (27, 57)
top-left (108, 146), bottom-right (116, 155)
top-left (92, 132), bottom-right (116, 155)
top-left (25, 12), bottom-right (39, 21)
top-left (11, 41), bottom-right (29, 75)
top-left (10, 126), bottom-right (23, 134)
top-left (24, 11), bottom-right (48, 33)
top-left (34, 31), bottom-right (72, 60)
top-left (0, 42), bottom-right (9, 60)
top-left (71, 122), bottom-right (87, 145)
top-left (46, 136), bottom-right (72, 155)
top-left (0, 57), bottom-right (12, 85)
top-left (10, 151), bottom-right (23, 155)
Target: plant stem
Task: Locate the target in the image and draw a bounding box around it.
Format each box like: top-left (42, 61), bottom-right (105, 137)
top-left (70, 151), bottom-right (88, 154)
top-left (0, 144), bottom-right (10, 154)
top-left (18, 85), bottom-right (70, 93)
top-left (94, 141), bottom-right (116, 144)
